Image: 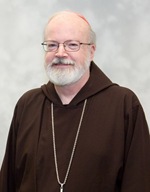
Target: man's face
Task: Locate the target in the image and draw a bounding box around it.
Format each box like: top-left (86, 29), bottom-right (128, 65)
top-left (44, 13), bottom-right (95, 86)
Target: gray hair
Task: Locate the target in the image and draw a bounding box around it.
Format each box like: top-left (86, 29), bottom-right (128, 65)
top-left (89, 27), bottom-right (96, 45)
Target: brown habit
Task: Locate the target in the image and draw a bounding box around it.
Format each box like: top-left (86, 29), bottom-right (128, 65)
top-left (0, 62), bottom-right (150, 192)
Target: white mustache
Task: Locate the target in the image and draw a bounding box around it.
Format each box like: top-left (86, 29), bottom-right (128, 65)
top-left (51, 58), bottom-right (75, 65)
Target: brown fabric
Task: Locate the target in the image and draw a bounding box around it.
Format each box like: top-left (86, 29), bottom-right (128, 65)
top-left (0, 62), bottom-right (150, 192)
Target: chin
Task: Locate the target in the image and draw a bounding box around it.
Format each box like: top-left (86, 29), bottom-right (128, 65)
top-left (48, 75), bottom-right (82, 86)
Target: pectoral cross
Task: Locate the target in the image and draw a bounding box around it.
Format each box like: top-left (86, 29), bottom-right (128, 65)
top-left (60, 184), bottom-right (64, 192)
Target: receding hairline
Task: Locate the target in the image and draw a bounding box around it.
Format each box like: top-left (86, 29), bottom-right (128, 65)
top-left (46, 11), bottom-right (91, 27)
top-left (43, 11), bottom-right (96, 45)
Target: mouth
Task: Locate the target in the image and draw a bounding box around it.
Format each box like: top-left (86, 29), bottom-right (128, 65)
top-left (50, 58), bottom-right (75, 69)
top-left (52, 62), bottom-right (74, 67)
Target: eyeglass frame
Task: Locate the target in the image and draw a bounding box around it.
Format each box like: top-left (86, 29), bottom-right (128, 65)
top-left (41, 40), bottom-right (92, 52)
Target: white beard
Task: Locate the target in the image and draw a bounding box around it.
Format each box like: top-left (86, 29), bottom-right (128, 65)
top-left (45, 57), bottom-right (91, 86)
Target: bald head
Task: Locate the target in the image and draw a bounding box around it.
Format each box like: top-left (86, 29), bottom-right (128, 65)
top-left (44, 11), bottom-right (96, 45)
top-left (48, 11), bottom-right (91, 26)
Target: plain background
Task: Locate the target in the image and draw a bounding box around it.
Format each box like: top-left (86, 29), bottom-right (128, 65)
top-left (0, 0), bottom-right (150, 167)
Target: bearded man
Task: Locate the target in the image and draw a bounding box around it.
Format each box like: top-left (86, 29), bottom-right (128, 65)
top-left (0, 11), bottom-right (150, 192)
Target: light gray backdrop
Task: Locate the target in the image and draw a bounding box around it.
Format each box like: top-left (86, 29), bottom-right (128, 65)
top-left (0, 0), bottom-right (150, 167)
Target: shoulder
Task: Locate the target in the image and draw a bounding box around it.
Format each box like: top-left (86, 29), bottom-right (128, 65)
top-left (16, 87), bottom-right (45, 108)
top-left (20, 87), bottom-right (43, 99)
top-left (111, 86), bottom-right (145, 119)
top-left (103, 84), bottom-right (143, 113)
top-left (12, 87), bottom-right (46, 123)
top-left (109, 84), bottom-right (139, 102)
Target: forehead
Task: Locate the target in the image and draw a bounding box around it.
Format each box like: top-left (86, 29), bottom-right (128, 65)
top-left (44, 13), bottom-right (90, 41)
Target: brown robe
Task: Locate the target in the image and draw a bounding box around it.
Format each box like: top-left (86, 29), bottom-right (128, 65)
top-left (0, 62), bottom-right (150, 192)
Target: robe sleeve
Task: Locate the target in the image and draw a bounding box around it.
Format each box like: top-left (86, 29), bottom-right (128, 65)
top-left (121, 94), bottom-right (150, 192)
top-left (0, 106), bottom-right (18, 192)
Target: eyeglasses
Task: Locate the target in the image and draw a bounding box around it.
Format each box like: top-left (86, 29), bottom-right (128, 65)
top-left (41, 40), bottom-right (92, 52)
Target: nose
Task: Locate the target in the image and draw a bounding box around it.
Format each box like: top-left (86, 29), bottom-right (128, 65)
top-left (55, 44), bottom-right (68, 57)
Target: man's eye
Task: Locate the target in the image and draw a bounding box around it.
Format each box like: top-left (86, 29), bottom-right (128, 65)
top-left (68, 43), bottom-right (78, 47)
top-left (47, 43), bottom-right (57, 48)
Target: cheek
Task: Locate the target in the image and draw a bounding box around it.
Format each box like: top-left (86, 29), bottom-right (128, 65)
top-left (74, 50), bottom-right (87, 63)
top-left (44, 53), bottom-right (55, 64)
top-left (80, 50), bottom-right (90, 62)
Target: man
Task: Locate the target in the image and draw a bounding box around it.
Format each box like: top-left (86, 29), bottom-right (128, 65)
top-left (0, 11), bottom-right (150, 192)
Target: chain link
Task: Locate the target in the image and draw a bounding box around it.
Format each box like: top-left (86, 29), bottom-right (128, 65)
top-left (51, 99), bottom-right (87, 189)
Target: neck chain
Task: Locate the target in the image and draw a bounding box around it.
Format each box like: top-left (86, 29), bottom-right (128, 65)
top-left (51, 99), bottom-right (87, 192)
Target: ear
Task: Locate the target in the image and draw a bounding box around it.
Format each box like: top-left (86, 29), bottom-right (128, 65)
top-left (90, 44), bottom-right (96, 60)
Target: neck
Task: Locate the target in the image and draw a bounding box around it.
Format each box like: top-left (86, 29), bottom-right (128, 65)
top-left (54, 70), bottom-right (90, 104)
